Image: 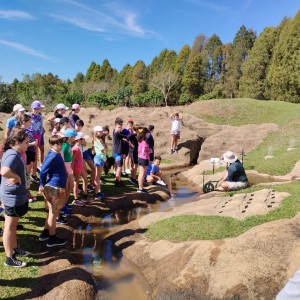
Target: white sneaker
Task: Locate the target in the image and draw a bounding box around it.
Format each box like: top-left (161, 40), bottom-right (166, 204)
top-left (156, 180), bottom-right (166, 186)
top-left (125, 168), bottom-right (131, 174)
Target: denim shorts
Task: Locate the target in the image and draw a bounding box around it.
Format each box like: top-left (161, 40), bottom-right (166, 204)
top-left (83, 148), bottom-right (94, 161)
top-left (94, 154), bottom-right (105, 167)
top-left (113, 153), bottom-right (123, 167)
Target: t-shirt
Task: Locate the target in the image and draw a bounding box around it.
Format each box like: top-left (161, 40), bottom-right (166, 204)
top-left (138, 140), bottom-right (150, 160)
top-left (31, 113), bottom-right (43, 135)
top-left (94, 138), bottom-right (107, 161)
top-left (62, 142), bottom-right (73, 162)
top-left (39, 150), bottom-right (67, 188)
top-left (72, 145), bottom-right (84, 172)
top-left (225, 160), bottom-right (248, 182)
top-left (24, 126), bottom-right (36, 152)
top-left (6, 116), bottom-right (17, 132)
top-left (146, 163), bottom-right (160, 176)
top-left (113, 130), bottom-right (128, 155)
top-left (171, 119), bottom-right (181, 132)
top-left (0, 149), bottom-right (27, 207)
top-left (69, 113), bottom-right (80, 128)
top-left (128, 133), bottom-right (138, 153)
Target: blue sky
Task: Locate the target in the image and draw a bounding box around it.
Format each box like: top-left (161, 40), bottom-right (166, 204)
top-left (0, 0), bottom-right (299, 83)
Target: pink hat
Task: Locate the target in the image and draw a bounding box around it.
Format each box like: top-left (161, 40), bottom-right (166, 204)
top-left (72, 104), bottom-right (80, 110)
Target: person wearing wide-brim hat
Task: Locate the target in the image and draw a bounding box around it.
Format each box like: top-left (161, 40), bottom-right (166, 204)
top-left (215, 151), bottom-right (249, 192)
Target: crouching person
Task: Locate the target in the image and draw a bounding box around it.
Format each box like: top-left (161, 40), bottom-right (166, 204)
top-left (38, 135), bottom-right (67, 247)
top-left (146, 156), bottom-right (165, 185)
top-left (217, 151), bottom-right (249, 192)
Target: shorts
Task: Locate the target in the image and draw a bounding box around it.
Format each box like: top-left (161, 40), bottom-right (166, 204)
top-left (64, 162), bottom-right (73, 176)
top-left (83, 148), bottom-right (94, 161)
top-left (40, 133), bottom-right (44, 146)
top-left (43, 185), bottom-right (66, 213)
top-left (114, 153), bottom-right (123, 168)
top-left (226, 181), bottom-right (249, 191)
top-left (129, 151), bottom-right (138, 165)
top-left (171, 130), bottom-right (180, 139)
top-left (94, 154), bottom-right (105, 167)
top-left (26, 150), bottom-right (36, 165)
top-left (33, 133), bottom-right (42, 146)
top-left (73, 163), bottom-right (84, 175)
top-left (4, 201), bottom-right (29, 217)
top-left (138, 158), bottom-right (149, 167)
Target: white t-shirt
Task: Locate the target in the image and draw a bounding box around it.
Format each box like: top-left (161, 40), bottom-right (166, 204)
top-left (277, 268), bottom-right (300, 300)
top-left (171, 119), bottom-right (180, 132)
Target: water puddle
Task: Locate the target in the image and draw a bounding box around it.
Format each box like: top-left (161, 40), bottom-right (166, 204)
top-left (71, 170), bottom-right (199, 299)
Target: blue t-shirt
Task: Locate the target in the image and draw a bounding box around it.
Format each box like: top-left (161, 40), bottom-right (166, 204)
top-left (146, 163), bottom-right (160, 176)
top-left (6, 116), bottom-right (17, 131)
top-left (0, 149), bottom-right (27, 207)
top-left (225, 160), bottom-right (248, 182)
top-left (39, 150), bottom-right (67, 188)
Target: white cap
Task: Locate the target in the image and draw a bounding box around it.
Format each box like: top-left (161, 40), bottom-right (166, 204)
top-left (94, 125), bottom-right (103, 132)
top-left (13, 104), bottom-right (26, 112)
top-left (56, 103), bottom-right (69, 110)
top-left (54, 118), bottom-right (61, 124)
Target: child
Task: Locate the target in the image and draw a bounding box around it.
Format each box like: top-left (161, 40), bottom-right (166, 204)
top-left (75, 119), bottom-right (84, 132)
top-left (146, 156), bottom-right (165, 185)
top-left (137, 127), bottom-right (151, 193)
top-left (127, 124), bottom-right (141, 185)
top-left (38, 135), bottom-right (68, 247)
top-left (112, 119), bottom-right (129, 187)
top-left (92, 126), bottom-right (107, 201)
top-left (68, 104), bottom-right (81, 128)
top-left (59, 128), bottom-right (78, 222)
top-left (72, 132), bottom-right (89, 205)
top-left (170, 112), bottom-right (183, 154)
top-left (17, 114), bottom-right (38, 202)
top-left (47, 103), bottom-right (69, 132)
top-left (4, 104), bottom-right (26, 139)
top-left (123, 118), bottom-right (134, 175)
top-left (147, 125), bottom-right (155, 163)
top-left (30, 100), bottom-right (44, 182)
top-left (52, 118), bottom-right (61, 136)
top-left (59, 117), bottom-right (70, 134)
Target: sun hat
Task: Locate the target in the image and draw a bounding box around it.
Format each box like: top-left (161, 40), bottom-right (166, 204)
top-left (64, 128), bottom-right (78, 138)
top-left (56, 103), bottom-right (69, 110)
top-left (222, 151), bottom-right (238, 164)
top-left (13, 104), bottom-right (26, 112)
top-left (94, 125), bottom-right (103, 132)
top-left (75, 132), bottom-right (89, 140)
top-left (31, 100), bottom-right (45, 109)
top-left (72, 103), bottom-right (80, 110)
top-left (54, 118), bottom-right (61, 124)
top-left (59, 117), bottom-right (69, 124)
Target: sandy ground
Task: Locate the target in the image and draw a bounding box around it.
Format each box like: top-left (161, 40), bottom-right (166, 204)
top-left (1, 103), bottom-right (300, 299)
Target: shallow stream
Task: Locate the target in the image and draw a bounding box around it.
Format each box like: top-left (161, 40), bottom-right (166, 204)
top-left (70, 170), bottom-right (199, 299)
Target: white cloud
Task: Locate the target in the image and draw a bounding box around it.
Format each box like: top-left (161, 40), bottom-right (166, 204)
top-left (0, 10), bottom-right (34, 20)
top-left (0, 39), bottom-right (50, 59)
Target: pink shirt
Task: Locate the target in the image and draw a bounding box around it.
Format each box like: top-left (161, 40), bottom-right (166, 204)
top-left (138, 140), bottom-right (150, 160)
top-left (72, 145), bottom-right (84, 174)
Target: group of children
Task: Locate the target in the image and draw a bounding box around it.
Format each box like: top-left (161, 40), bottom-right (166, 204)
top-left (0, 101), bottom-right (172, 267)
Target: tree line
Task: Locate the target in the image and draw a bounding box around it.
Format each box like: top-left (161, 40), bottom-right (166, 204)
top-left (0, 10), bottom-right (299, 113)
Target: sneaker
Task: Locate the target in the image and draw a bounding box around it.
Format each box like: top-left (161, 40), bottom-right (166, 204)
top-left (4, 256), bottom-right (27, 268)
top-left (129, 177), bottom-right (138, 185)
top-left (72, 199), bottom-right (85, 206)
top-left (39, 229), bottom-right (50, 241)
top-left (13, 247), bottom-right (31, 257)
top-left (47, 236), bottom-right (67, 248)
top-left (156, 180), bottom-right (166, 186)
top-left (31, 175), bottom-right (39, 183)
top-left (170, 149), bottom-right (175, 154)
top-left (56, 217), bottom-right (68, 225)
top-left (174, 147), bottom-right (178, 153)
top-left (59, 206), bottom-right (72, 215)
top-left (125, 168), bottom-right (131, 174)
top-left (95, 192), bottom-right (105, 200)
top-left (137, 188), bottom-right (148, 193)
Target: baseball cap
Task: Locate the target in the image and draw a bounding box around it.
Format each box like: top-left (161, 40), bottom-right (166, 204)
top-left (56, 103), bottom-right (69, 110)
top-left (75, 132), bottom-right (89, 140)
top-left (59, 117), bottom-right (69, 124)
top-left (94, 125), bottom-right (103, 132)
top-left (31, 100), bottom-right (45, 109)
top-left (64, 128), bottom-right (78, 138)
top-left (13, 104), bottom-right (26, 112)
top-left (54, 118), bottom-right (61, 124)
top-left (72, 103), bottom-right (80, 110)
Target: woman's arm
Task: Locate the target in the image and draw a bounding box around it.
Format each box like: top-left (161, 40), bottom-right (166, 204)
top-left (1, 166), bottom-right (21, 185)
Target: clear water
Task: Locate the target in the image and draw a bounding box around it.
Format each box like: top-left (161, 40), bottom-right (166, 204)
top-left (71, 171), bottom-right (199, 300)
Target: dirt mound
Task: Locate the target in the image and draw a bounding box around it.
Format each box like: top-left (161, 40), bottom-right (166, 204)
top-left (122, 213), bottom-right (300, 299)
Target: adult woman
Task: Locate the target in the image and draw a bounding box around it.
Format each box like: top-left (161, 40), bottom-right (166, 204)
top-left (1, 129), bottom-right (30, 267)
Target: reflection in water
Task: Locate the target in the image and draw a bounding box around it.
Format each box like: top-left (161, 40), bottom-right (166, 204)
top-left (72, 170), bottom-right (199, 300)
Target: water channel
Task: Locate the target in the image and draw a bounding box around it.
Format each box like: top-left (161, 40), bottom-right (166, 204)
top-left (70, 170), bottom-right (199, 299)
